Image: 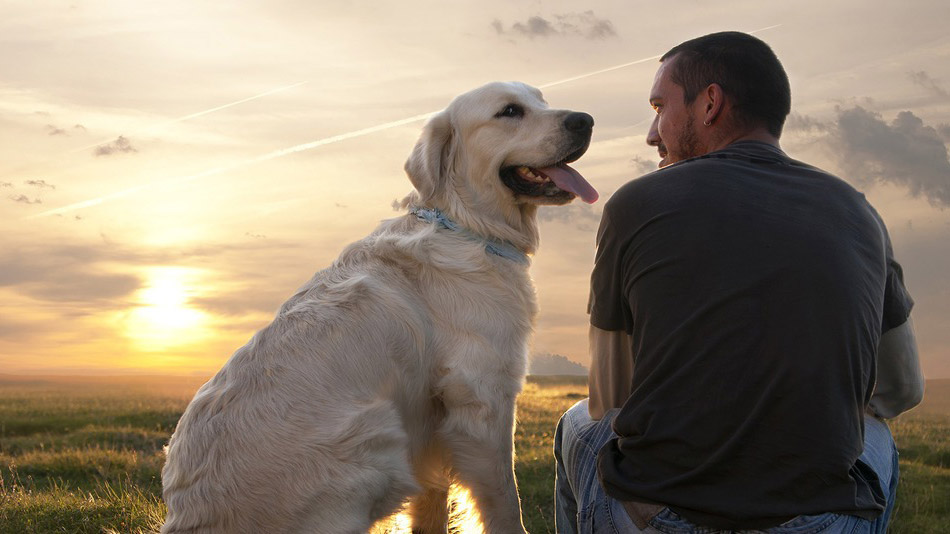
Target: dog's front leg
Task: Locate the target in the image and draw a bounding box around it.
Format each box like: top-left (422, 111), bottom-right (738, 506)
top-left (437, 380), bottom-right (527, 534)
top-left (409, 486), bottom-right (449, 534)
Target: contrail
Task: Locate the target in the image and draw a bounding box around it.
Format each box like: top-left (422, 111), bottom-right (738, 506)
top-left (29, 111), bottom-right (436, 219)
top-left (30, 24), bottom-right (782, 220)
top-left (2, 81), bottom-right (307, 182)
top-left (70, 81), bottom-right (308, 154)
top-left (540, 55), bottom-right (662, 89)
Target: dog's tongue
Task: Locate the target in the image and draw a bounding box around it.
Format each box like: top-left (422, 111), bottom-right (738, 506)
top-left (538, 163), bottom-right (599, 203)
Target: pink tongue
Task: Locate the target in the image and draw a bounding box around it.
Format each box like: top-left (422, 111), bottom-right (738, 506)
top-left (537, 163), bottom-right (599, 203)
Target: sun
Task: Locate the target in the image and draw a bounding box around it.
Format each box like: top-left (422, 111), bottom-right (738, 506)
top-left (124, 266), bottom-right (210, 351)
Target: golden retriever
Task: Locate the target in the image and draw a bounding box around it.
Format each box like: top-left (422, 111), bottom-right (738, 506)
top-left (160, 81), bottom-right (596, 534)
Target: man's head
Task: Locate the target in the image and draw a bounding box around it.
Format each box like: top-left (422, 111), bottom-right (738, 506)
top-left (646, 31), bottom-right (791, 167)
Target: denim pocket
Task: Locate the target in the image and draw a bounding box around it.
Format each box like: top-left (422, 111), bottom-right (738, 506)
top-left (766, 513), bottom-right (844, 534)
top-left (647, 509), bottom-right (847, 534)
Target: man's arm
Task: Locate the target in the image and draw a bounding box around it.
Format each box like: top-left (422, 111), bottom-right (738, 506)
top-left (869, 317), bottom-right (925, 419)
top-left (588, 325), bottom-right (635, 421)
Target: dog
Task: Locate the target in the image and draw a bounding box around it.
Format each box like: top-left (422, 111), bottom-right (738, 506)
top-left (160, 81), bottom-right (596, 534)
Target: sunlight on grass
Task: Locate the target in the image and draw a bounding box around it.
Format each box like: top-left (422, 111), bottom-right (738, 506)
top-left (369, 485), bottom-right (483, 533)
top-left (0, 375), bottom-right (946, 533)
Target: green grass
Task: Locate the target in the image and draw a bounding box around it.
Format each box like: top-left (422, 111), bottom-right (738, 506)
top-left (0, 374), bottom-right (946, 533)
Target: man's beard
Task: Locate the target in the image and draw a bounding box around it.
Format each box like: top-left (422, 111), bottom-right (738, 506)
top-left (673, 114), bottom-right (701, 162)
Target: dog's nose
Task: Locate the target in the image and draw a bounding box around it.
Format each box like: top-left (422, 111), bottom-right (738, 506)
top-left (564, 112), bottom-right (594, 132)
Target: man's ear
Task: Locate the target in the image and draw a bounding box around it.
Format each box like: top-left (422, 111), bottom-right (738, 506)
top-left (404, 111), bottom-right (457, 202)
top-left (702, 83), bottom-right (725, 126)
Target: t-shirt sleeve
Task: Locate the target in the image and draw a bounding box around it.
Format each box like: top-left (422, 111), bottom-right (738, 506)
top-left (881, 229), bottom-right (914, 332)
top-left (588, 204), bottom-right (633, 333)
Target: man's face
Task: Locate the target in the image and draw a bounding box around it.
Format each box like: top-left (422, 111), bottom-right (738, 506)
top-left (646, 55), bottom-right (703, 168)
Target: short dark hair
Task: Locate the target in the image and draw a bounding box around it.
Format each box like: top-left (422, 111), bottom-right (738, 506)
top-left (661, 31), bottom-right (791, 137)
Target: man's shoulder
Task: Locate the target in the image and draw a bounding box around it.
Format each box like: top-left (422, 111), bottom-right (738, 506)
top-left (606, 156), bottom-right (733, 213)
top-left (610, 144), bottom-right (864, 209)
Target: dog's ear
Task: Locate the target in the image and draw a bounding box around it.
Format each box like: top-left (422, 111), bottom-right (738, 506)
top-left (404, 111), bottom-right (457, 202)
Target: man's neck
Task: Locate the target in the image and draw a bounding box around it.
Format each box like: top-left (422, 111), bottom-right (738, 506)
top-left (706, 127), bottom-right (781, 154)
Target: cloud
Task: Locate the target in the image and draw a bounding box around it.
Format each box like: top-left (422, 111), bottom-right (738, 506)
top-left (74, 124), bottom-right (87, 132)
top-left (513, 16), bottom-right (556, 38)
top-left (0, 243), bottom-right (142, 304)
top-left (0, 237), bottom-right (304, 321)
top-left (25, 179), bottom-right (56, 189)
top-left (938, 124), bottom-right (950, 142)
top-left (94, 135), bottom-right (137, 156)
top-left (908, 71), bottom-right (949, 99)
top-left (0, 314), bottom-right (54, 342)
top-left (630, 155), bottom-right (658, 175)
top-left (785, 112), bottom-right (831, 133)
top-left (538, 201), bottom-right (604, 232)
top-left (494, 11), bottom-right (617, 40)
top-left (245, 232), bottom-right (267, 239)
top-left (0, 182), bottom-right (12, 188)
top-left (834, 106), bottom-right (950, 207)
top-left (46, 124), bottom-right (67, 136)
top-left (8, 194), bottom-right (42, 204)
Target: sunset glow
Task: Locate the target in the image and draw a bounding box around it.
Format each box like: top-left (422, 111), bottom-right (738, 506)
top-left (123, 267), bottom-right (210, 352)
top-left (1, 2), bottom-right (948, 378)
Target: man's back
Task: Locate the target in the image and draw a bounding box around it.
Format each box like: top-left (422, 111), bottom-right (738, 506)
top-left (589, 141), bottom-right (912, 528)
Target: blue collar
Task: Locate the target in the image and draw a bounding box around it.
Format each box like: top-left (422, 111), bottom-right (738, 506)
top-left (410, 207), bottom-right (529, 265)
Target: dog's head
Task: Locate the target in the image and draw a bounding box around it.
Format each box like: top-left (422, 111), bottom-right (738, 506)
top-left (404, 82), bottom-right (597, 252)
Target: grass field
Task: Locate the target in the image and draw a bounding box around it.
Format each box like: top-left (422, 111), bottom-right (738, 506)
top-left (0, 374), bottom-right (946, 533)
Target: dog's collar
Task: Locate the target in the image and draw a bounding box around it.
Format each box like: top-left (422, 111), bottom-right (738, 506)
top-left (410, 207), bottom-right (529, 265)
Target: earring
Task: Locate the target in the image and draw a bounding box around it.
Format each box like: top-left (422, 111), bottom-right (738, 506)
top-left (703, 120), bottom-right (711, 126)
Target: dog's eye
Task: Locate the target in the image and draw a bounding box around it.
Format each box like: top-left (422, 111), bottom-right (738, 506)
top-left (495, 104), bottom-right (524, 119)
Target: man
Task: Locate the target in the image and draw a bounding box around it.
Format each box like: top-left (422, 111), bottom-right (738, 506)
top-left (554, 32), bottom-right (925, 533)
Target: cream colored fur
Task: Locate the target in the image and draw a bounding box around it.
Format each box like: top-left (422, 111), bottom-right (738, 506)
top-left (161, 82), bottom-right (590, 534)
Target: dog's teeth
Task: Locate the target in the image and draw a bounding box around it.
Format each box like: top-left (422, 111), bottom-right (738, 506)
top-left (517, 166), bottom-right (548, 183)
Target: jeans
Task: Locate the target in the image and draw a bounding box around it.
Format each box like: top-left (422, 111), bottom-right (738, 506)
top-left (553, 399), bottom-right (899, 534)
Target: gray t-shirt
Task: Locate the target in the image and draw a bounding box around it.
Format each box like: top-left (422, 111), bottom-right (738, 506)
top-left (589, 141), bottom-right (913, 529)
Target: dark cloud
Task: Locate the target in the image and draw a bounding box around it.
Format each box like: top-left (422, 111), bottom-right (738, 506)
top-left (94, 135), bottom-right (137, 156)
top-left (8, 194), bottom-right (42, 204)
top-left (834, 106), bottom-right (950, 207)
top-left (494, 11), bottom-right (616, 40)
top-left (513, 16), bottom-right (556, 38)
top-left (25, 179), bottom-right (56, 189)
top-left (785, 112), bottom-right (831, 133)
top-left (46, 124), bottom-right (68, 136)
top-left (908, 71), bottom-right (949, 99)
top-left (783, 107), bottom-right (950, 207)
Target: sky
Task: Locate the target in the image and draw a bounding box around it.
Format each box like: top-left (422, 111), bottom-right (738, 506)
top-left (1, 1), bottom-right (949, 378)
